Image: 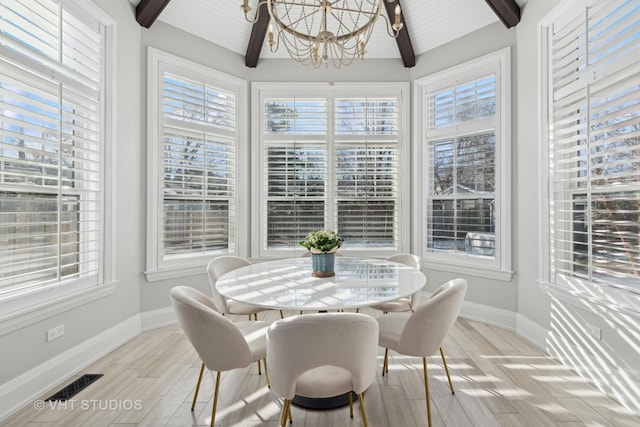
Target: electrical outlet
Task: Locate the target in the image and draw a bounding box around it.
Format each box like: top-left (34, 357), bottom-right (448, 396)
top-left (47, 324), bottom-right (64, 342)
top-left (584, 322), bottom-right (601, 340)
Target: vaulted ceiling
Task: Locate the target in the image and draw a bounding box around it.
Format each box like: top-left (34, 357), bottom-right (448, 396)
top-left (132, 0), bottom-right (525, 67)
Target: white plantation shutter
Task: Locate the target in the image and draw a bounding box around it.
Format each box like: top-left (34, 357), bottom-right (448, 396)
top-left (0, 0), bottom-right (104, 294)
top-left (259, 90), bottom-right (405, 255)
top-left (424, 74), bottom-right (498, 259)
top-left (263, 98), bottom-right (327, 249)
top-left (548, 0), bottom-right (640, 289)
top-left (160, 71), bottom-right (237, 258)
top-left (335, 97), bottom-right (399, 248)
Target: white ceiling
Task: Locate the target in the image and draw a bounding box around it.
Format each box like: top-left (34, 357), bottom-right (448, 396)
top-left (132, 0), bottom-right (526, 60)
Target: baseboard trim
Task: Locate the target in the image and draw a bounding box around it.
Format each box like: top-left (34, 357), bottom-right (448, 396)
top-left (140, 306), bottom-right (176, 331)
top-left (0, 315), bottom-right (141, 422)
top-left (459, 300), bottom-right (517, 331)
top-left (515, 313), bottom-right (549, 351)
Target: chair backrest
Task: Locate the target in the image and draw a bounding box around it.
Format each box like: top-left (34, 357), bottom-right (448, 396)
top-left (396, 278), bottom-right (467, 357)
top-left (385, 253), bottom-right (421, 270)
top-left (385, 253), bottom-right (423, 311)
top-left (170, 286), bottom-right (253, 371)
top-left (266, 313), bottom-right (379, 399)
top-left (207, 256), bottom-right (252, 313)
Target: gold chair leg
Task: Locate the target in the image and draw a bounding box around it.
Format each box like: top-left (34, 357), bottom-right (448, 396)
top-left (248, 314), bottom-right (251, 320)
top-left (191, 361), bottom-right (205, 411)
top-left (280, 399), bottom-right (291, 427)
top-left (280, 310), bottom-right (284, 318)
top-left (382, 348), bottom-right (389, 376)
top-left (263, 358), bottom-right (270, 388)
top-left (348, 391), bottom-right (354, 418)
top-left (257, 359), bottom-right (262, 375)
top-left (211, 371), bottom-right (221, 427)
top-left (358, 393), bottom-right (369, 427)
top-left (440, 347), bottom-right (454, 394)
top-left (423, 358), bottom-right (432, 427)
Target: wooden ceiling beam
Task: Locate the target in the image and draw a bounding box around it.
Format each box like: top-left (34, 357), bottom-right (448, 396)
top-left (383, 0), bottom-right (415, 68)
top-left (245, 3), bottom-right (270, 68)
top-left (136, 0), bottom-right (173, 29)
top-left (484, 0), bottom-right (521, 28)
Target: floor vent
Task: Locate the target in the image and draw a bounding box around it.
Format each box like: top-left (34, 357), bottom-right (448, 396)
top-left (45, 374), bottom-right (103, 401)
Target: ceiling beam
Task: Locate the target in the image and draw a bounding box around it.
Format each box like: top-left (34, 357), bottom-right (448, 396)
top-left (136, 0), bottom-right (172, 29)
top-left (245, 3), bottom-right (270, 68)
top-left (383, 0), bottom-right (415, 68)
top-left (484, 0), bottom-right (521, 28)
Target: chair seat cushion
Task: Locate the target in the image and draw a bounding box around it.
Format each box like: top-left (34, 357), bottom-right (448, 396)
top-left (227, 299), bottom-right (267, 316)
top-left (377, 312), bottom-right (410, 350)
top-left (370, 298), bottom-right (411, 313)
top-left (236, 320), bottom-right (269, 361)
top-left (294, 365), bottom-right (353, 398)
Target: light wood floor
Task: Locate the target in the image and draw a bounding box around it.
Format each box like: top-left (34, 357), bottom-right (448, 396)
top-left (3, 309), bottom-right (639, 427)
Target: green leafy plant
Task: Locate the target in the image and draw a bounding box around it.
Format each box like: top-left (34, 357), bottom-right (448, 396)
top-left (299, 229), bottom-right (344, 253)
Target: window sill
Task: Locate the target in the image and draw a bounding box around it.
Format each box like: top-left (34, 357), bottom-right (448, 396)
top-left (424, 259), bottom-right (513, 281)
top-left (0, 282), bottom-right (117, 337)
top-left (540, 280), bottom-right (640, 320)
top-left (145, 264), bottom-right (207, 282)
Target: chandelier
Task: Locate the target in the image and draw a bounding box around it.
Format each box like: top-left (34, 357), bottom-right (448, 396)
top-left (241, 0), bottom-right (404, 68)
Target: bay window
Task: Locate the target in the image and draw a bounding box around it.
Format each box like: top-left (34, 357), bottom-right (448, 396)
top-left (0, 0), bottom-right (112, 308)
top-left (252, 83), bottom-right (410, 258)
top-left (542, 0), bottom-right (640, 296)
top-left (146, 49), bottom-right (246, 279)
top-left (416, 48), bottom-right (511, 279)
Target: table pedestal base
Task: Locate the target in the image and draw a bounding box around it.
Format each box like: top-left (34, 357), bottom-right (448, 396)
top-left (291, 391), bottom-right (357, 410)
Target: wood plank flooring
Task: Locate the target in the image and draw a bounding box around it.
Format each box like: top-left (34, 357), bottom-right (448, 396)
top-left (3, 309), bottom-right (639, 427)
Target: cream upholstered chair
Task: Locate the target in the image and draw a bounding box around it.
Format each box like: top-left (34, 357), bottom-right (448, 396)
top-left (170, 286), bottom-right (270, 427)
top-left (267, 313), bottom-right (378, 427)
top-left (207, 256), bottom-right (271, 320)
top-left (377, 278), bottom-right (467, 427)
top-left (370, 253), bottom-right (423, 313)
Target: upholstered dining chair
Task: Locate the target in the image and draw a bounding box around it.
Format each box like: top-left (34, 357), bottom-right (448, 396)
top-left (370, 253), bottom-right (423, 313)
top-left (170, 286), bottom-right (270, 427)
top-left (267, 313), bottom-right (379, 427)
top-left (377, 278), bottom-right (467, 427)
top-left (207, 256), bottom-right (272, 320)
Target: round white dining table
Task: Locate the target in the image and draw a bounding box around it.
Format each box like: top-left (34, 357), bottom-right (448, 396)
top-left (216, 256), bottom-right (426, 410)
top-left (216, 256), bottom-right (426, 311)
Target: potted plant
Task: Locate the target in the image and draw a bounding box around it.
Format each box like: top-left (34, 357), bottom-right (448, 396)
top-left (300, 229), bottom-right (343, 277)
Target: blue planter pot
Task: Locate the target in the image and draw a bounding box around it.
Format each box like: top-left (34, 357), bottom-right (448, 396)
top-left (310, 252), bottom-right (336, 277)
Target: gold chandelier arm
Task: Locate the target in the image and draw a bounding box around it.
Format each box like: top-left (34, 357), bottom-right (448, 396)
top-left (242, 0), bottom-right (269, 24)
top-left (382, 11), bottom-right (401, 38)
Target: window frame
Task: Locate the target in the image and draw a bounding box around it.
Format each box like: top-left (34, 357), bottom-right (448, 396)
top-left (0, 0), bottom-right (116, 333)
top-left (251, 82), bottom-right (411, 259)
top-left (146, 48), bottom-right (248, 281)
top-left (539, 0), bottom-right (640, 314)
top-left (414, 48), bottom-right (512, 280)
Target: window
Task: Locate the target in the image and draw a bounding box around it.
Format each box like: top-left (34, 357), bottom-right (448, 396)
top-left (542, 0), bottom-right (640, 295)
top-left (415, 49), bottom-right (511, 278)
top-left (252, 83), bottom-right (410, 258)
top-left (0, 0), bottom-right (112, 305)
top-left (147, 49), bottom-right (246, 280)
